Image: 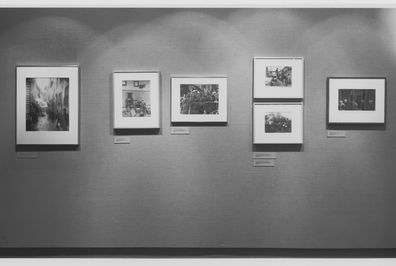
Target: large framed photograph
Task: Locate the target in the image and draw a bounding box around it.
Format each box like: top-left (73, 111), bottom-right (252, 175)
top-left (171, 76), bottom-right (227, 123)
top-left (113, 72), bottom-right (160, 129)
top-left (253, 57), bottom-right (304, 99)
top-left (16, 66), bottom-right (79, 145)
top-left (253, 103), bottom-right (303, 144)
top-left (327, 77), bottom-right (386, 124)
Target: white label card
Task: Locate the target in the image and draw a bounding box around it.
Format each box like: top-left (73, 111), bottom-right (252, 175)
top-left (253, 159), bottom-right (275, 167)
top-left (16, 152), bottom-right (39, 159)
top-left (171, 127), bottom-right (190, 135)
top-left (114, 136), bottom-right (131, 144)
top-left (253, 152), bottom-right (277, 159)
top-left (327, 130), bottom-right (346, 138)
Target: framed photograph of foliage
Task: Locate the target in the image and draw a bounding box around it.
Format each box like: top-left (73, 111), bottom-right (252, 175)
top-left (253, 103), bottom-right (303, 144)
top-left (16, 66), bottom-right (79, 145)
top-left (171, 76), bottom-right (227, 123)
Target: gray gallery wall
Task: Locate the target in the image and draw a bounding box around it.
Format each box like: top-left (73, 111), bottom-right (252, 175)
top-left (1, 8), bottom-right (396, 248)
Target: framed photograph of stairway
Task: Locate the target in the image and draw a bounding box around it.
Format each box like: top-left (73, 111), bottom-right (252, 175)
top-left (16, 65), bottom-right (80, 145)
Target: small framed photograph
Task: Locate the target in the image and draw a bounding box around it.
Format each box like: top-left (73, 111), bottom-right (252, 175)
top-left (113, 72), bottom-right (160, 129)
top-left (253, 57), bottom-right (304, 99)
top-left (253, 103), bottom-right (303, 144)
top-left (327, 77), bottom-right (386, 124)
top-left (16, 66), bottom-right (79, 145)
top-left (171, 76), bottom-right (227, 123)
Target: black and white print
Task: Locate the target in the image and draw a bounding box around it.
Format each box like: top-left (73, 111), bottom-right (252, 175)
top-left (265, 112), bottom-right (292, 133)
top-left (26, 78), bottom-right (69, 131)
top-left (338, 89), bottom-right (375, 111)
top-left (265, 66), bottom-right (292, 87)
top-left (122, 80), bottom-right (151, 117)
top-left (180, 84), bottom-right (219, 115)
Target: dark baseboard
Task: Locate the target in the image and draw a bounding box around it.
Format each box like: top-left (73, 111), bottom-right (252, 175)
top-left (1, 248), bottom-right (396, 258)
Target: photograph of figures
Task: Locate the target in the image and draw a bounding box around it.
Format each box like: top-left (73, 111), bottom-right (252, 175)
top-left (338, 89), bottom-right (375, 111)
top-left (16, 66), bottom-right (79, 145)
top-left (113, 72), bottom-right (160, 129)
top-left (171, 77), bottom-right (227, 123)
top-left (328, 77), bottom-right (385, 124)
top-left (122, 80), bottom-right (151, 117)
top-left (254, 57), bottom-right (303, 99)
top-left (254, 103), bottom-right (303, 144)
top-left (180, 84), bottom-right (219, 115)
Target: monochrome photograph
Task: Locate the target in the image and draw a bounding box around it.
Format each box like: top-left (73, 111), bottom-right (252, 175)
top-left (26, 77), bottom-right (69, 131)
top-left (265, 112), bottom-right (292, 133)
top-left (122, 80), bottom-right (151, 117)
top-left (113, 72), bottom-right (160, 129)
top-left (180, 84), bottom-right (219, 115)
top-left (265, 66), bottom-right (292, 87)
top-left (338, 89), bottom-right (375, 111)
top-left (171, 76), bottom-right (227, 123)
top-left (254, 57), bottom-right (304, 99)
top-left (16, 66), bottom-right (79, 145)
top-left (328, 77), bottom-right (385, 124)
top-left (254, 103), bottom-right (303, 144)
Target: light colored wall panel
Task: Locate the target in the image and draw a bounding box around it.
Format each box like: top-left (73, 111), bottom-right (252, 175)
top-left (0, 8), bottom-right (395, 248)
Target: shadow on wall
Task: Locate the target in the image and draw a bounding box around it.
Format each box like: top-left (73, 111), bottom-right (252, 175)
top-left (78, 10), bottom-right (256, 69)
top-left (16, 145), bottom-right (80, 152)
top-left (0, 16), bottom-right (98, 62)
top-left (378, 9), bottom-right (396, 64)
top-left (253, 144), bottom-right (303, 152)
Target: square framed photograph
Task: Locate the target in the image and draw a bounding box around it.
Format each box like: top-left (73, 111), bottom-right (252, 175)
top-left (253, 57), bottom-right (304, 99)
top-left (16, 66), bottom-right (79, 145)
top-left (327, 77), bottom-right (386, 124)
top-left (113, 72), bottom-right (160, 129)
top-left (171, 76), bottom-right (227, 123)
top-left (253, 103), bottom-right (303, 144)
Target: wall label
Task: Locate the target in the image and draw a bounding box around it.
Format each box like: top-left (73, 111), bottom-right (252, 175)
top-left (16, 152), bottom-right (38, 159)
top-left (171, 127), bottom-right (190, 135)
top-left (253, 159), bottom-right (275, 167)
top-left (114, 136), bottom-right (131, 144)
top-left (253, 152), bottom-right (277, 159)
top-left (327, 130), bottom-right (346, 138)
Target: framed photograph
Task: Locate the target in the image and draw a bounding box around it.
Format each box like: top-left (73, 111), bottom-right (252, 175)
top-left (253, 103), bottom-right (303, 144)
top-left (16, 66), bottom-right (79, 145)
top-left (253, 57), bottom-right (304, 99)
top-left (327, 77), bottom-right (386, 124)
top-left (171, 76), bottom-right (227, 123)
top-left (113, 72), bottom-right (160, 129)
